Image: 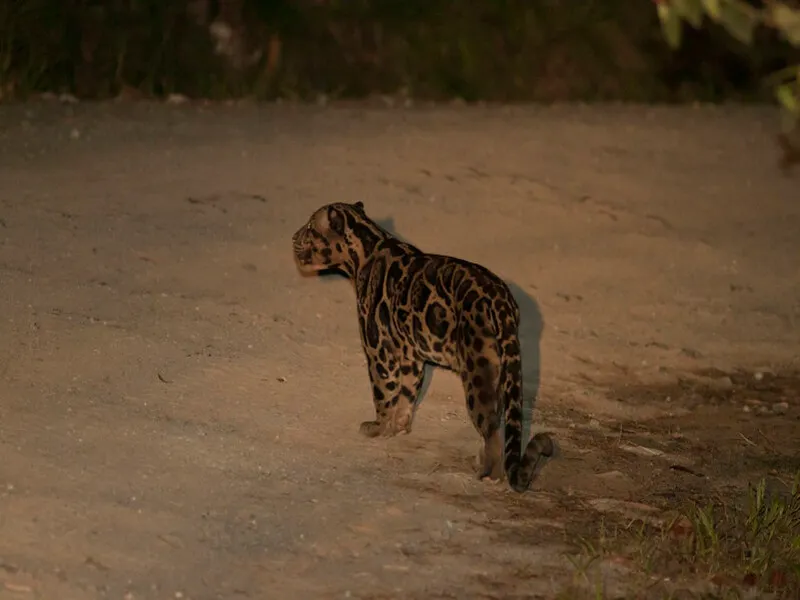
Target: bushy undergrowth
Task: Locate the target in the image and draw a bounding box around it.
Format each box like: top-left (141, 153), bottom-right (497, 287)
top-left (0, 0), bottom-right (797, 102)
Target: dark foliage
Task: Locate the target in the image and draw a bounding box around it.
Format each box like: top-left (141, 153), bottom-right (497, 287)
top-left (0, 0), bottom-right (797, 101)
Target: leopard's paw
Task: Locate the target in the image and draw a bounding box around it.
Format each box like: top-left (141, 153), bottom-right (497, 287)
top-left (359, 420), bottom-right (383, 438)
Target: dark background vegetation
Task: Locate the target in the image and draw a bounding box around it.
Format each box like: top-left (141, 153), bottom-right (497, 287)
top-left (0, 0), bottom-right (798, 102)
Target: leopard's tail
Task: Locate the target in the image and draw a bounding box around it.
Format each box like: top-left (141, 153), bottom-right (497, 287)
top-left (500, 333), bottom-right (557, 493)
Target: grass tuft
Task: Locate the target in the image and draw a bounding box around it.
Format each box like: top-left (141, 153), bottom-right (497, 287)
top-left (563, 475), bottom-right (800, 599)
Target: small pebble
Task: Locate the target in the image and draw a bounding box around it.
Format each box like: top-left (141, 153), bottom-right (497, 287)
top-left (166, 93), bottom-right (188, 105)
top-left (773, 402), bottom-right (789, 415)
top-left (716, 376), bottom-right (734, 390)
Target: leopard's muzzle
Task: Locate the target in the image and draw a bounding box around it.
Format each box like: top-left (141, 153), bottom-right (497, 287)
top-left (292, 226), bottom-right (317, 270)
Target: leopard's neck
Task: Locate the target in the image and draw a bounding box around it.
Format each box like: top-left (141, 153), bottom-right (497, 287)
top-left (339, 214), bottom-right (395, 278)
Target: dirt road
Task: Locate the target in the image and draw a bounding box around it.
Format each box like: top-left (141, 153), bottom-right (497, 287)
top-left (0, 100), bottom-right (798, 600)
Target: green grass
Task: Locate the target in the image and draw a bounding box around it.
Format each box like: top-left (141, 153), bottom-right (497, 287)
top-left (561, 476), bottom-right (800, 599)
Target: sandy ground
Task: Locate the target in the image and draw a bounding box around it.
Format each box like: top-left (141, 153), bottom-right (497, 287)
top-left (0, 100), bottom-right (799, 600)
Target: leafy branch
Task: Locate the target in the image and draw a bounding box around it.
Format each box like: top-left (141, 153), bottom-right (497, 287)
top-left (655, 0), bottom-right (800, 169)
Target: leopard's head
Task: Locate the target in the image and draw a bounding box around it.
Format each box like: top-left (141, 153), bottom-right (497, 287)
top-left (292, 201), bottom-right (379, 277)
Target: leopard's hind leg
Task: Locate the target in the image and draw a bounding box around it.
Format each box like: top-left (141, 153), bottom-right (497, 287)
top-left (460, 336), bottom-right (504, 481)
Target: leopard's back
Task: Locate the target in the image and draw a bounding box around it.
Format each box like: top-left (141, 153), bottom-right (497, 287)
top-left (369, 249), bottom-right (520, 371)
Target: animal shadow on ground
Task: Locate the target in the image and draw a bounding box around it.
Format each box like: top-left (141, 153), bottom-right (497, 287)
top-left (304, 215), bottom-right (546, 444)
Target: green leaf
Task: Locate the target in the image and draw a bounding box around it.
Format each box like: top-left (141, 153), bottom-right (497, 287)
top-left (658, 2), bottom-right (683, 49)
top-left (702, 0), bottom-right (721, 21)
top-left (673, 0), bottom-right (704, 29)
top-left (718, 0), bottom-right (760, 46)
top-left (775, 83), bottom-right (799, 114)
top-left (770, 3), bottom-right (800, 47)
top-left (762, 65), bottom-right (800, 88)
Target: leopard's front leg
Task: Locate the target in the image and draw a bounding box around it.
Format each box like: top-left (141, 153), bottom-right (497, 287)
top-left (358, 343), bottom-right (425, 438)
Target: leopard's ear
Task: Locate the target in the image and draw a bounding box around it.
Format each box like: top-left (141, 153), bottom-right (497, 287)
top-left (328, 206), bottom-right (346, 235)
top-left (354, 201), bottom-right (365, 211)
